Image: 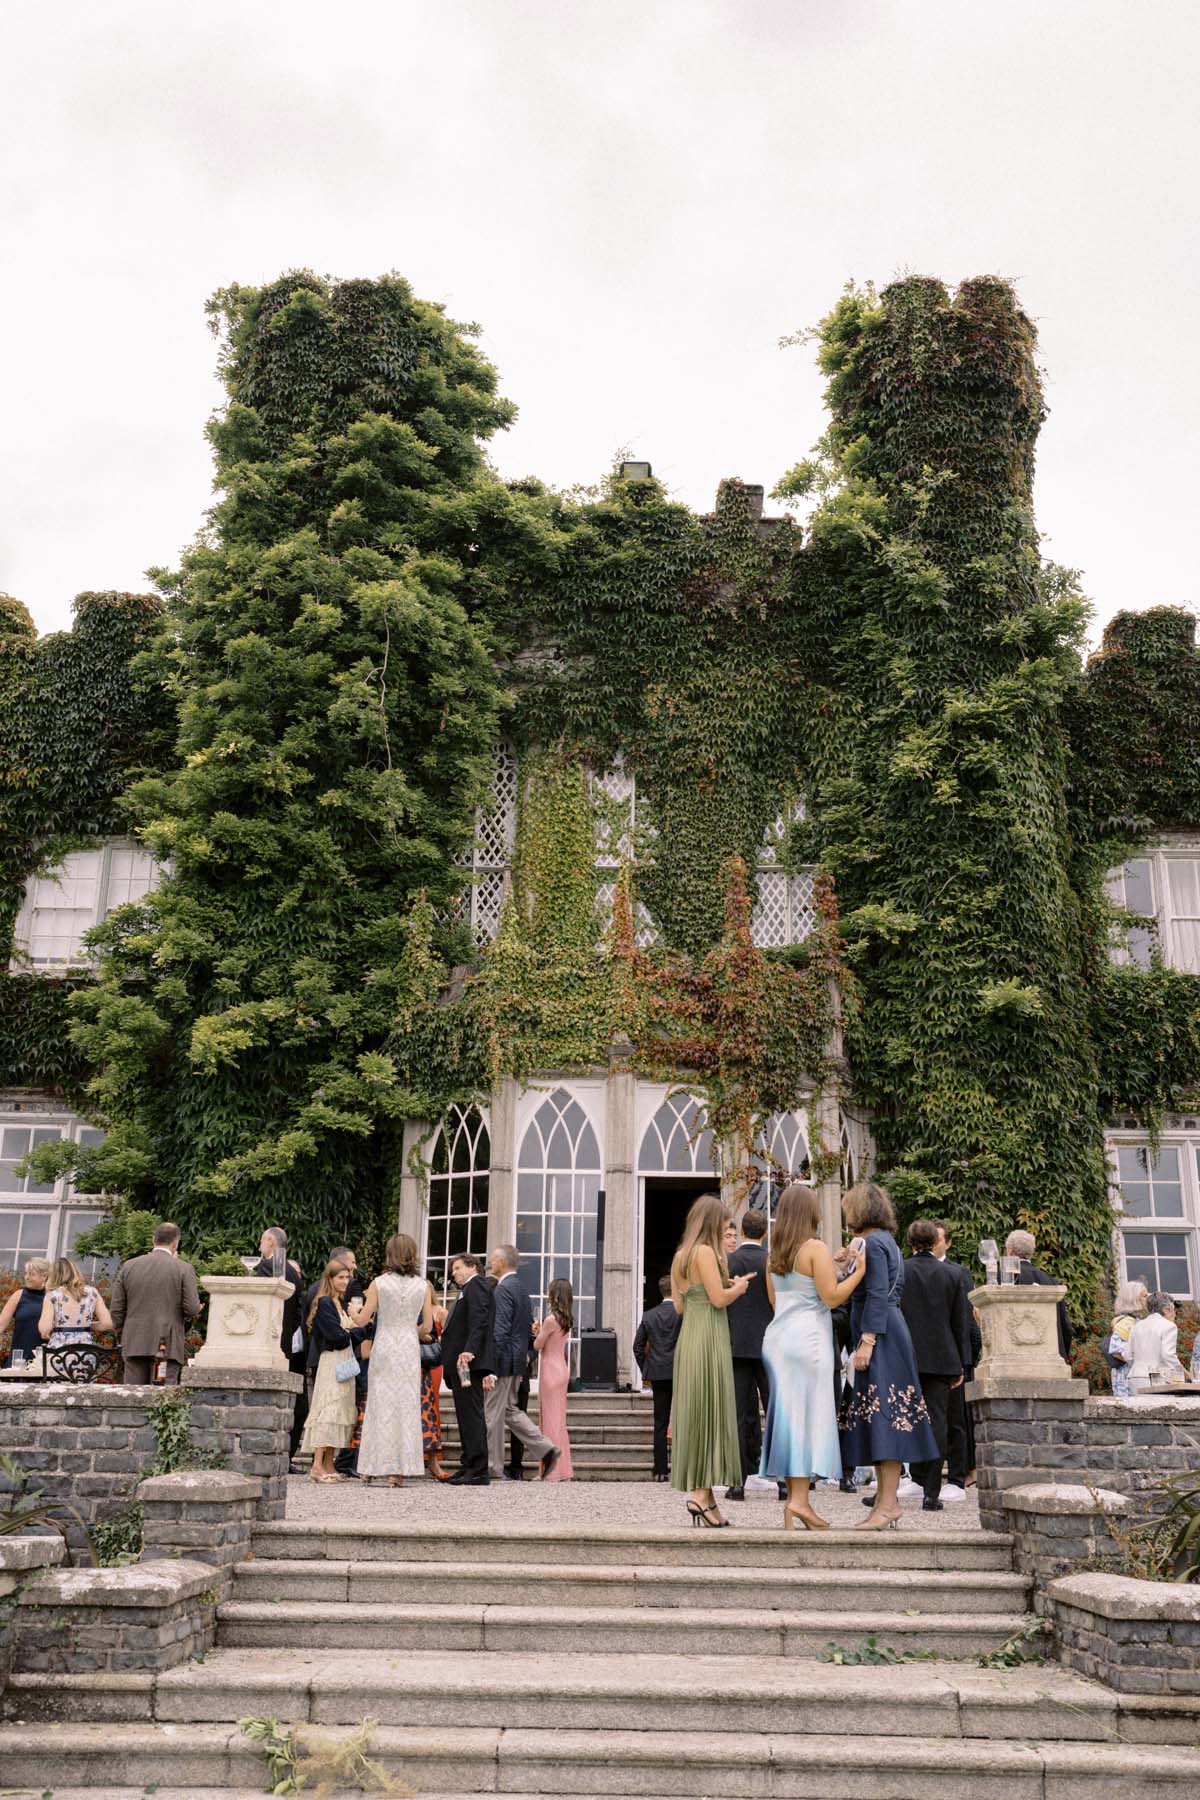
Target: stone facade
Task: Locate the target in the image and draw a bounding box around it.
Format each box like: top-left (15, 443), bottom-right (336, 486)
top-left (10, 1559), bottom-right (218, 1675)
top-left (1048, 1571), bottom-right (1200, 1696)
top-left (1001, 1482), bottom-right (1131, 1610)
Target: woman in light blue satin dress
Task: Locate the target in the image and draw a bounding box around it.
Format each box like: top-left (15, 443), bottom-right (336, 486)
top-left (760, 1182), bottom-right (865, 1530)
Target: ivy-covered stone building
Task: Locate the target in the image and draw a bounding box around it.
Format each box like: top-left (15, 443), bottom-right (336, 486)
top-left (2, 271), bottom-right (1198, 1384)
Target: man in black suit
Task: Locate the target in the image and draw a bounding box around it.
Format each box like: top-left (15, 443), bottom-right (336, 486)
top-left (725, 1210), bottom-right (784, 1502)
top-left (484, 1245), bottom-right (560, 1480)
top-left (1007, 1230), bottom-right (1073, 1361)
top-left (442, 1253), bottom-right (495, 1484)
top-left (634, 1275), bottom-right (682, 1481)
top-left (253, 1226), bottom-right (306, 1458)
top-left (933, 1221), bottom-right (978, 1496)
top-left (900, 1218), bottom-right (971, 1510)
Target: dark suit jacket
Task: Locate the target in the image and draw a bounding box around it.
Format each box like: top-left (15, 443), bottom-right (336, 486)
top-left (940, 1256), bottom-right (977, 1371)
top-left (303, 1273), bottom-right (364, 1330)
top-left (307, 1296), bottom-right (354, 1359)
top-left (1018, 1260), bottom-right (1073, 1358)
top-left (253, 1257), bottom-right (303, 1355)
top-left (110, 1249), bottom-right (202, 1363)
top-left (726, 1242), bottom-right (772, 1359)
top-left (900, 1250), bottom-right (970, 1377)
top-left (442, 1274), bottom-right (494, 1379)
top-left (633, 1299), bottom-right (681, 1381)
top-left (488, 1273), bottom-right (535, 1377)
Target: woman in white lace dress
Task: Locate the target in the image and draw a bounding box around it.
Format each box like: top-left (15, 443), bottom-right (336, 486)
top-left (356, 1234), bottom-right (432, 1485)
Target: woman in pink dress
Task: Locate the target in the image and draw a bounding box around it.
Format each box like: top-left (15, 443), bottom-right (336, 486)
top-left (534, 1279), bottom-right (574, 1482)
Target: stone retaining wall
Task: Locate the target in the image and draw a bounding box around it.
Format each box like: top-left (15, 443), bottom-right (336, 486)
top-left (0, 1367), bottom-right (299, 1552)
top-left (1001, 1482), bottom-right (1131, 1609)
top-left (971, 1379), bottom-right (1200, 1534)
top-left (9, 1560), bottom-right (218, 1675)
top-left (139, 1468), bottom-right (261, 1576)
top-left (1048, 1571), bottom-right (1200, 1696)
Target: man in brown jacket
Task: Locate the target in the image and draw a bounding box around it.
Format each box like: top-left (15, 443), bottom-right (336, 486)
top-left (110, 1222), bottom-right (202, 1384)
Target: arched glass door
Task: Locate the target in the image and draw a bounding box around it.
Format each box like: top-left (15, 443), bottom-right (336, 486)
top-left (516, 1088), bottom-right (601, 1335)
top-left (425, 1105), bottom-right (491, 1297)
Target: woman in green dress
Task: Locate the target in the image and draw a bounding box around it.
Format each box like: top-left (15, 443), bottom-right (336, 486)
top-left (670, 1192), bottom-right (755, 1527)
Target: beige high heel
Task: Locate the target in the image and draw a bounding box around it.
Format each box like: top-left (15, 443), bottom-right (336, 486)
top-left (783, 1505), bottom-right (830, 1531)
top-left (855, 1507), bottom-right (901, 1531)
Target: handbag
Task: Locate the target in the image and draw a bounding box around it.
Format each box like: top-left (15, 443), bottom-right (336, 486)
top-left (334, 1352), bottom-right (360, 1384)
top-left (420, 1338), bottom-right (443, 1371)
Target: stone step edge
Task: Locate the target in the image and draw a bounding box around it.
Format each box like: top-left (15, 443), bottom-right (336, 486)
top-left (4, 1723), bottom-right (1198, 1778)
top-left (216, 1599), bottom-right (1032, 1633)
top-left (253, 1519), bottom-right (1009, 1545)
top-left (231, 1557), bottom-right (1029, 1591)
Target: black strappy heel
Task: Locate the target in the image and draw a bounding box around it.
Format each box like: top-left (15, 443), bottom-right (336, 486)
top-left (687, 1501), bottom-right (731, 1528)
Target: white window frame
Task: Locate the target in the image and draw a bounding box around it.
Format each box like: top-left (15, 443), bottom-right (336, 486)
top-left (0, 1112), bottom-right (111, 1277)
top-left (1106, 839), bottom-right (1200, 974)
top-left (10, 839), bottom-right (160, 974)
top-left (422, 1103), bottom-right (491, 1299)
top-left (1106, 1120), bottom-right (1200, 1300)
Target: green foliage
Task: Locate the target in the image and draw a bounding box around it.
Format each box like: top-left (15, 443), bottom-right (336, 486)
top-left (70, 1205), bottom-right (159, 1265)
top-left (51, 272), bottom-right (568, 1274)
top-left (1091, 962), bottom-right (1200, 1123)
top-left (787, 276), bottom-right (1119, 1311)
top-left (89, 1501), bottom-right (144, 1567)
top-left (146, 1388), bottom-right (225, 1476)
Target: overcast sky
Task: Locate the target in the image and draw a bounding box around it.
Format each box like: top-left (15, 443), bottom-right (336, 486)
top-left (3, 1), bottom-right (1197, 642)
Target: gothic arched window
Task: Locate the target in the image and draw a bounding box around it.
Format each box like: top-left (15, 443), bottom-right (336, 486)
top-left (516, 1088), bottom-right (601, 1334)
top-left (425, 1105), bottom-right (490, 1297)
top-left (639, 1094), bottom-right (716, 1174)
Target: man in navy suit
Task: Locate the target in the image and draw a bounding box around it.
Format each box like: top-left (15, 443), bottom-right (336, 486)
top-left (484, 1245), bottom-right (561, 1480)
top-left (726, 1210), bottom-right (785, 1501)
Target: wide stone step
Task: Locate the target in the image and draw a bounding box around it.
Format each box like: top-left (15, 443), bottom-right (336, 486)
top-left (230, 1556), bottom-right (1029, 1614)
top-left (216, 1596), bottom-right (1031, 1657)
top-left (6, 1721), bottom-right (1200, 1797)
top-left (252, 1518), bottom-right (1015, 1570)
top-left (15, 1649), bottom-right (1183, 1743)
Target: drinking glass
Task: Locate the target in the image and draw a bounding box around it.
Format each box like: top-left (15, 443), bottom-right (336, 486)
top-left (11, 1349), bottom-right (25, 1369)
top-left (1000, 1254), bottom-right (1020, 1286)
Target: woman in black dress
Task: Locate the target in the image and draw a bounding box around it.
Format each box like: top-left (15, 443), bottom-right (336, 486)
top-left (837, 1183), bottom-right (938, 1531)
top-left (0, 1257), bottom-right (50, 1367)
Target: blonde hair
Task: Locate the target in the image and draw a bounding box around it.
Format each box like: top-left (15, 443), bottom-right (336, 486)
top-left (22, 1258), bottom-right (51, 1288)
top-left (1113, 1279), bottom-right (1147, 1317)
top-left (49, 1256), bottom-right (87, 1301)
top-left (307, 1259), bottom-right (352, 1329)
top-left (842, 1182), bottom-right (897, 1234)
top-left (768, 1183), bottom-right (822, 1276)
top-left (671, 1193), bottom-right (728, 1290)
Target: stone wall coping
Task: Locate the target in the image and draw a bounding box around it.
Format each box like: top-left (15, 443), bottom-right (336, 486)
top-left (0, 1536), bottom-right (67, 1572)
top-left (966, 1377), bottom-right (1090, 1402)
top-left (1050, 1571), bottom-right (1200, 1623)
top-left (1002, 1482), bottom-right (1129, 1516)
top-left (969, 1282), bottom-right (1067, 1303)
top-left (0, 1383), bottom-right (160, 1406)
top-left (16, 1558), bottom-right (217, 1609)
top-left (181, 1365), bottom-right (301, 1394)
top-left (198, 1274), bottom-right (294, 1297)
top-left (138, 1469), bottom-right (263, 1503)
top-left (1084, 1395), bottom-right (1200, 1421)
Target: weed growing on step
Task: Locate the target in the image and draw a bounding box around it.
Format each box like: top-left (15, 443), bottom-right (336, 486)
top-left (240, 1714), bottom-right (409, 1796)
top-left (820, 1618), bottom-right (1049, 1669)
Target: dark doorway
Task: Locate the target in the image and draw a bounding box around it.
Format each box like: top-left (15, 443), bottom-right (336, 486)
top-left (641, 1176), bottom-right (716, 1312)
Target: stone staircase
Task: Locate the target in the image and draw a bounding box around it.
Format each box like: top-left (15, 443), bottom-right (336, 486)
top-left (438, 1388), bottom-right (656, 1481)
top-left (4, 1515), bottom-right (1200, 1796)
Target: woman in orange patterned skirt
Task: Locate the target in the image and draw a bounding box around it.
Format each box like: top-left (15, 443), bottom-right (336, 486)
top-left (422, 1301), bottom-right (448, 1480)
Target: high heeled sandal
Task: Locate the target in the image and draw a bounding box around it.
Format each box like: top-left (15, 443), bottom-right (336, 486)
top-left (783, 1505), bottom-right (830, 1531)
top-left (687, 1501), bottom-right (731, 1528)
top-left (854, 1508), bottom-right (901, 1531)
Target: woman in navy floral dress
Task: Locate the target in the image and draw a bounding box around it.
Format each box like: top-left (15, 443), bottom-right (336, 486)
top-left (837, 1183), bottom-right (938, 1530)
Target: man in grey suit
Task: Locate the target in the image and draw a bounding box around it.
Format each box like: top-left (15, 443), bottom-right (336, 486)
top-left (484, 1245), bottom-right (560, 1480)
top-left (110, 1222), bottom-right (202, 1385)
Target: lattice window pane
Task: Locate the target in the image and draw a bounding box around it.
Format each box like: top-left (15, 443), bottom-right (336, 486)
top-left (426, 1105), bottom-right (490, 1299)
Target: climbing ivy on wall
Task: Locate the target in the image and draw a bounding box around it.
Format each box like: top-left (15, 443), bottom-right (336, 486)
top-left (0, 590), bottom-right (172, 1090)
top-left (6, 267), bottom-right (1200, 1315)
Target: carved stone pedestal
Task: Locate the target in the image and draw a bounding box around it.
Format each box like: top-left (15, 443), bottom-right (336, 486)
top-left (190, 1276), bottom-right (292, 1372)
top-left (970, 1281), bottom-right (1071, 1383)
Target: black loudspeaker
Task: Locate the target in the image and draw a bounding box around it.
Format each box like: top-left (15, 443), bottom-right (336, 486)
top-left (578, 1328), bottom-right (618, 1390)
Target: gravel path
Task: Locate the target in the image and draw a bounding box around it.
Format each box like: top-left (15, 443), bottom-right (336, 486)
top-left (285, 1473), bottom-right (981, 1531)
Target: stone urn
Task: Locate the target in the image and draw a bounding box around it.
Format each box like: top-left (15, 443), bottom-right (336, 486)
top-left (190, 1276), bottom-right (293, 1373)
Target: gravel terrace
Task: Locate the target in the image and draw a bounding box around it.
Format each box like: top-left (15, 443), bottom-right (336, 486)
top-left (285, 1473), bottom-right (982, 1530)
